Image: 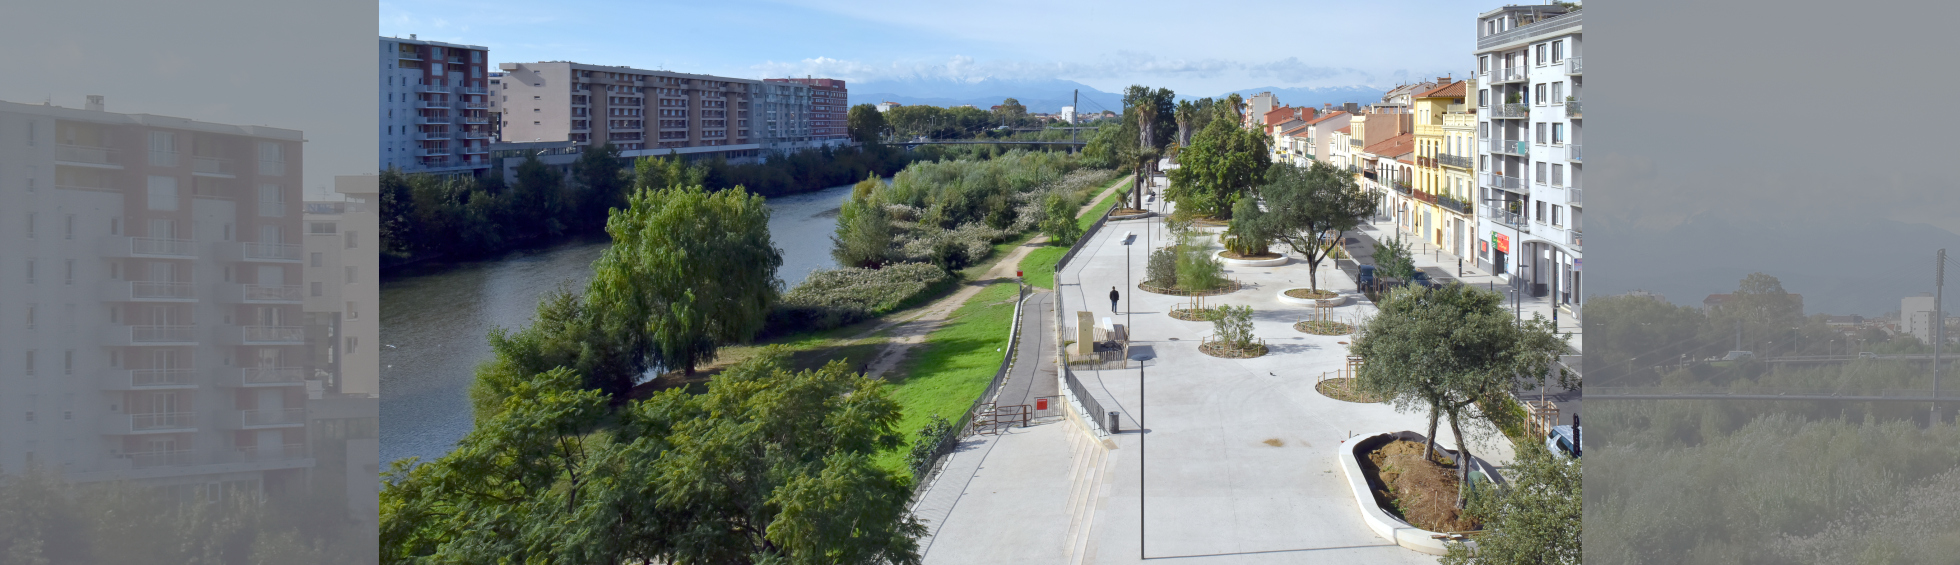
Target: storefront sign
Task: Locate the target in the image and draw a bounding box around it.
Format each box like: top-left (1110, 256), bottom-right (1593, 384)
top-left (1492, 232), bottom-right (1511, 254)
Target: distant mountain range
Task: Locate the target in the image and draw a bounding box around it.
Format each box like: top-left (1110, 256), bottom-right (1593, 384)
top-left (846, 79), bottom-right (1390, 115)
top-left (1590, 212), bottom-right (1960, 317)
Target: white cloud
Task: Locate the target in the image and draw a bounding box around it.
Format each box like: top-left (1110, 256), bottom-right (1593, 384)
top-left (752, 53), bottom-right (1365, 86)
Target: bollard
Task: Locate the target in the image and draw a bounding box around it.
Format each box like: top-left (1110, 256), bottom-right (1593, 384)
top-left (1109, 411), bottom-right (1121, 433)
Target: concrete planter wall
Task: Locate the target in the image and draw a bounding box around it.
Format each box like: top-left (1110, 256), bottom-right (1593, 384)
top-left (1277, 289), bottom-right (1348, 307)
top-left (1336, 431), bottom-right (1504, 556)
top-left (1214, 250), bottom-right (1289, 267)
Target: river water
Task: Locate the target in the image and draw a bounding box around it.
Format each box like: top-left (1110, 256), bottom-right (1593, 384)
top-left (379, 182), bottom-right (857, 464)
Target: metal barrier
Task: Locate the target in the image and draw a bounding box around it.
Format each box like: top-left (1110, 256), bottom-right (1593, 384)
top-left (1053, 201), bottom-right (1122, 436)
top-left (908, 288), bottom-right (1029, 502)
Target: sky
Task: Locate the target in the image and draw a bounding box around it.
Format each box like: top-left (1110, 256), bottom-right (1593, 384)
top-left (380, 0), bottom-right (1493, 97)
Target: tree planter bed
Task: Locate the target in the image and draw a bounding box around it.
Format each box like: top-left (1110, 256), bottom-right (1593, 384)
top-left (1278, 288), bottom-right (1348, 307)
top-left (1214, 250), bottom-right (1289, 267)
top-left (1137, 280), bottom-right (1241, 297)
top-left (1198, 340), bottom-right (1267, 358)
top-left (1168, 308), bottom-right (1221, 322)
top-left (1295, 320), bottom-right (1353, 335)
top-left (1337, 431), bottom-right (1504, 556)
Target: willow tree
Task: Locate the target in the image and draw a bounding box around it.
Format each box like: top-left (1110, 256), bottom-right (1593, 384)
top-left (589, 181), bottom-right (782, 376)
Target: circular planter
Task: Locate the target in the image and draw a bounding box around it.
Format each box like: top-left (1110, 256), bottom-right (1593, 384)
top-left (1295, 320), bottom-right (1353, 335)
top-left (1215, 250), bottom-right (1289, 267)
top-left (1169, 308), bottom-right (1220, 322)
top-left (1198, 341), bottom-right (1268, 358)
top-left (1315, 377), bottom-right (1387, 403)
top-left (1138, 280), bottom-right (1242, 297)
top-left (1278, 288), bottom-right (1349, 307)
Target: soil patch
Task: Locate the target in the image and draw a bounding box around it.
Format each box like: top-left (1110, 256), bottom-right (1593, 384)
top-left (1362, 440), bottom-right (1480, 533)
top-left (1219, 250), bottom-right (1283, 260)
top-left (1315, 377), bottom-right (1387, 403)
top-left (1198, 341), bottom-right (1267, 358)
top-left (1138, 280), bottom-right (1242, 297)
top-left (1295, 320), bottom-right (1352, 335)
top-left (1111, 207), bottom-right (1150, 216)
top-left (1192, 218), bottom-right (1229, 228)
top-left (1263, 438), bottom-right (1285, 447)
top-left (1284, 288), bottom-right (1340, 300)
top-left (1169, 308), bottom-right (1221, 322)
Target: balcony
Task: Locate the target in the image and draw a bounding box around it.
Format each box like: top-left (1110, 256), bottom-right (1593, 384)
top-left (218, 241), bottom-right (302, 263)
top-left (103, 236), bottom-right (197, 259)
top-left (1566, 101), bottom-right (1582, 119)
top-left (1489, 66), bottom-right (1528, 84)
top-left (1478, 9), bottom-right (1582, 50)
top-left (1569, 187), bottom-right (1583, 205)
top-left (419, 147), bottom-right (452, 156)
top-left (417, 116), bottom-right (450, 125)
top-left (55, 144), bottom-right (124, 168)
top-left (225, 408), bottom-right (306, 429)
top-left (1491, 139), bottom-right (1528, 156)
top-left (421, 99), bottom-right (451, 109)
top-left (148, 150), bottom-right (179, 167)
top-left (103, 412), bottom-right (196, 435)
top-left (397, 50), bottom-right (423, 61)
top-left (461, 116), bottom-right (490, 124)
top-left (1567, 229), bottom-right (1583, 249)
top-left (191, 156), bottom-right (235, 177)
top-left (103, 280), bottom-right (197, 302)
top-left (258, 199), bottom-right (287, 218)
top-left (1490, 103), bottom-right (1529, 119)
top-left (1484, 172), bottom-right (1525, 190)
top-left (461, 130), bottom-right (491, 139)
top-left (1567, 57), bottom-right (1583, 75)
top-left (1438, 153), bottom-right (1473, 169)
top-left (241, 325), bottom-right (306, 345)
top-left (461, 86), bottom-right (487, 95)
top-left (1349, 138), bottom-right (1362, 147)
top-left (1487, 207), bottom-right (1531, 232)
top-left (104, 324), bottom-right (198, 346)
top-left (460, 145), bottom-right (489, 154)
top-left (1392, 181), bottom-right (1413, 195)
top-left (228, 367), bottom-right (307, 387)
top-left (219, 283), bottom-right (302, 304)
top-left (128, 450), bottom-right (195, 469)
top-left (417, 131), bottom-right (450, 140)
top-left (464, 102), bottom-right (489, 109)
top-left (1568, 144), bottom-right (1582, 161)
top-left (1437, 195), bottom-right (1473, 215)
top-left (235, 443), bottom-right (308, 462)
top-left (419, 83), bottom-right (447, 92)
top-left (259, 160), bottom-right (286, 177)
top-left (100, 368), bottom-right (199, 390)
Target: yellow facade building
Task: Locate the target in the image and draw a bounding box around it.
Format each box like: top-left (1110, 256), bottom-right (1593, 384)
top-left (1412, 80), bottom-right (1477, 261)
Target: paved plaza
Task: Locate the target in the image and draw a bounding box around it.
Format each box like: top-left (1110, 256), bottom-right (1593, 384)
top-left (916, 200), bottom-right (1528, 564)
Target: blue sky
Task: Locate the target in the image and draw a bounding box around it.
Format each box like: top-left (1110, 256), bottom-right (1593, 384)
top-left (381, 0), bottom-right (1492, 97)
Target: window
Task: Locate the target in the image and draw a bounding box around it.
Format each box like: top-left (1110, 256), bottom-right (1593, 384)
top-left (1535, 44), bottom-right (1546, 65)
top-left (1479, 56), bottom-right (1489, 73)
top-left (309, 222), bottom-right (337, 234)
top-left (1553, 123), bottom-right (1564, 145)
top-left (346, 336), bottom-right (358, 355)
top-left (1535, 83), bottom-right (1547, 105)
top-left (345, 266), bottom-right (356, 284)
top-left (1553, 163), bottom-right (1565, 186)
top-left (1479, 122), bottom-right (1488, 139)
top-left (1552, 205), bottom-right (1563, 226)
top-left (1552, 82), bottom-right (1564, 104)
top-left (311, 282), bottom-right (323, 297)
top-left (64, 214), bottom-right (74, 239)
top-left (347, 301), bottom-right (359, 320)
top-left (1536, 162), bottom-right (1547, 183)
top-left (345, 231), bottom-right (357, 249)
top-left (1536, 200), bottom-right (1547, 222)
top-left (310, 252), bottom-right (323, 268)
top-left (1552, 40), bottom-right (1564, 62)
top-left (1536, 123), bottom-right (1547, 145)
top-left (147, 176), bottom-right (179, 211)
top-left (148, 131), bottom-right (177, 166)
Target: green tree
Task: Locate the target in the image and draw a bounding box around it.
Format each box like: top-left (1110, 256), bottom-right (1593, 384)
top-left (1372, 234), bottom-right (1416, 281)
top-left (570, 142), bottom-right (627, 228)
top-left (510, 151), bottom-right (569, 238)
top-left (1441, 441), bottom-right (1581, 565)
top-left (1223, 197), bottom-right (1277, 256)
top-left (994, 98), bottom-right (1028, 125)
top-left (1121, 85), bottom-right (1177, 150)
top-left (833, 176), bottom-right (894, 268)
top-left (592, 182), bottom-right (782, 376)
top-left (1041, 192), bottom-right (1083, 245)
top-left (470, 285), bottom-right (652, 416)
top-left (1350, 284), bottom-right (1568, 507)
top-left (1259, 161), bottom-right (1376, 291)
top-left (1165, 118), bottom-right (1270, 218)
top-left (848, 104), bottom-right (887, 145)
top-left (378, 167), bottom-right (418, 260)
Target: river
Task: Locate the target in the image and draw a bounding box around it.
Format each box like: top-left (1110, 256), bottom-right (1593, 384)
top-left (379, 182), bottom-right (858, 465)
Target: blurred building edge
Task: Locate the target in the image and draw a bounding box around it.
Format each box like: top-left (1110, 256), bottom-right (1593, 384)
top-left (0, 97), bottom-right (376, 531)
top-left (304, 174), bottom-right (381, 527)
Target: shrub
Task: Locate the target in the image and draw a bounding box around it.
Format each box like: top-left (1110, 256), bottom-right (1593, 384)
top-left (1176, 238), bottom-right (1226, 291)
top-left (906, 414), bottom-right (957, 480)
top-left (770, 262), bottom-right (954, 333)
top-left (1146, 246), bottom-right (1178, 286)
top-left (1212, 305), bottom-right (1257, 349)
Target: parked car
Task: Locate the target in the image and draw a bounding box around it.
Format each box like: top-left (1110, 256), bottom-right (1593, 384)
top-left (1356, 264), bottom-right (1376, 289)
top-left (1408, 270), bottom-right (1438, 289)
top-left (1547, 424), bottom-right (1580, 460)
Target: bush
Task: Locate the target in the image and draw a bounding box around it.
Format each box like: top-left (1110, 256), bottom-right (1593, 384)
top-left (1212, 305), bottom-right (1257, 349)
top-left (1175, 237), bottom-right (1226, 291)
top-left (770, 262), bottom-right (955, 333)
top-left (907, 414), bottom-right (957, 480)
top-left (1146, 246), bottom-right (1178, 286)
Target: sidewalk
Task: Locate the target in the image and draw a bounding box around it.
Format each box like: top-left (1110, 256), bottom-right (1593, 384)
top-left (1348, 219), bottom-right (1582, 350)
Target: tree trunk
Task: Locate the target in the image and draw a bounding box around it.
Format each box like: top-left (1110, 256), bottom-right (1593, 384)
top-left (1449, 407), bottom-right (1472, 510)
top-left (1424, 404), bottom-right (1442, 464)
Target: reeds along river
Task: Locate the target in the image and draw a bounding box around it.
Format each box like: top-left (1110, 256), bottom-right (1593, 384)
top-left (379, 182), bottom-right (858, 465)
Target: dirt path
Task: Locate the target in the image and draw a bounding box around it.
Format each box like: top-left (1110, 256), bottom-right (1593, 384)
top-left (856, 176), bottom-right (1131, 378)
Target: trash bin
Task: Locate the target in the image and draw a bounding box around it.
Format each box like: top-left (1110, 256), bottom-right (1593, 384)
top-left (1108, 411), bottom-right (1121, 434)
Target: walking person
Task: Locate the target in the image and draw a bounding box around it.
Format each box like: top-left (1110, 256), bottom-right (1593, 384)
top-left (1110, 286), bottom-right (1121, 312)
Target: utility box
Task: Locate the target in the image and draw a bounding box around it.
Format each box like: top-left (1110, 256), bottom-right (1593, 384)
top-left (1076, 311), bottom-right (1096, 357)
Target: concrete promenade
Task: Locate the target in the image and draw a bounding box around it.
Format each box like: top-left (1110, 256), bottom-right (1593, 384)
top-left (918, 196), bottom-right (1516, 564)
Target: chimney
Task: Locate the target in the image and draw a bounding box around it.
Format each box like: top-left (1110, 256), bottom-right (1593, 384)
top-left (85, 95), bottom-right (103, 112)
top-left (410, 33), bottom-right (417, 40)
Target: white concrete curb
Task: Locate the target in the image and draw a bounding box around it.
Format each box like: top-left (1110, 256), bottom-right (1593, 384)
top-left (1214, 250), bottom-right (1289, 267)
top-left (1276, 289), bottom-right (1349, 307)
top-left (1337, 431), bottom-right (1496, 556)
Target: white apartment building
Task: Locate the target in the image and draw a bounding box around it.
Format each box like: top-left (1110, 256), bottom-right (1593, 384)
top-left (0, 98), bottom-right (317, 498)
top-left (380, 35), bottom-right (494, 178)
top-left (1474, 4), bottom-right (1582, 311)
top-left (301, 176), bottom-right (379, 398)
top-left (1903, 294), bottom-right (1943, 345)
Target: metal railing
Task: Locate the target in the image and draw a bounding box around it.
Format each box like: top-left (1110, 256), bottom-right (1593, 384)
top-left (1569, 187), bottom-right (1583, 204)
top-left (131, 237), bottom-right (196, 257)
top-left (461, 86), bottom-right (487, 94)
top-left (1567, 57), bottom-right (1583, 75)
top-left (1489, 66), bottom-right (1528, 84)
top-left (1566, 101), bottom-right (1582, 119)
top-left (238, 443), bottom-right (307, 460)
top-left (909, 283), bottom-right (1029, 502)
top-left (1492, 139), bottom-right (1528, 155)
top-left (1349, 138), bottom-right (1362, 147)
top-left (131, 281), bottom-right (196, 300)
top-left (257, 200), bottom-right (286, 217)
top-left (419, 83), bottom-right (446, 92)
top-left (130, 450), bottom-right (193, 468)
top-left (130, 368), bottom-right (197, 387)
top-left (1478, 10), bottom-right (1582, 50)
top-left (259, 160), bottom-right (286, 176)
top-left (242, 242), bottom-right (301, 261)
top-left (1487, 207), bottom-right (1531, 232)
top-left (1051, 202), bottom-right (1121, 439)
top-left (239, 408), bottom-right (305, 427)
top-left (1568, 144), bottom-right (1582, 161)
top-left (242, 367), bottom-right (306, 385)
top-left (1438, 153), bottom-right (1472, 169)
top-left (55, 144), bottom-right (122, 166)
top-left (132, 325), bottom-right (197, 343)
top-left (1490, 103), bottom-right (1530, 119)
top-left (1484, 172), bottom-right (1524, 190)
top-left (242, 284), bottom-right (301, 302)
top-left (130, 412), bottom-right (195, 431)
top-left (244, 326), bottom-right (305, 343)
top-left (1437, 195), bottom-right (1473, 214)
top-left (1568, 229), bottom-right (1583, 249)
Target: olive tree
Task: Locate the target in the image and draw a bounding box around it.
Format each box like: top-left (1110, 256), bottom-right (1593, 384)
top-left (1258, 161), bottom-right (1376, 291)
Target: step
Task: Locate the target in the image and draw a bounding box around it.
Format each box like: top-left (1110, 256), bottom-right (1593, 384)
top-left (1063, 432), bottom-right (1111, 565)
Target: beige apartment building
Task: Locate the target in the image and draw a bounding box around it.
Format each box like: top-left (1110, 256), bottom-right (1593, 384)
top-left (302, 176), bottom-right (379, 398)
top-left (0, 97), bottom-right (318, 501)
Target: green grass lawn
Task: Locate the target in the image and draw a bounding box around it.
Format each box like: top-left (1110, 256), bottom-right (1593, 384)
top-left (874, 281), bottom-right (1024, 476)
top-left (1017, 246), bottom-right (1066, 289)
top-left (1079, 181), bottom-right (1126, 231)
